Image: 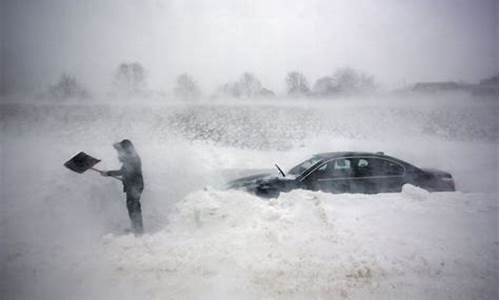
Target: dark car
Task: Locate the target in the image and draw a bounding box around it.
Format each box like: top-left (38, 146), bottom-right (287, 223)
top-left (227, 152), bottom-right (455, 198)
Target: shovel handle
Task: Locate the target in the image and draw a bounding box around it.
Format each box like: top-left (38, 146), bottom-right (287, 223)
top-left (90, 167), bottom-right (123, 182)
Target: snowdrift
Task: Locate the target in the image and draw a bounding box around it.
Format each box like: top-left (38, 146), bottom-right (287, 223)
top-left (96, 186), bottom-right (497, 300)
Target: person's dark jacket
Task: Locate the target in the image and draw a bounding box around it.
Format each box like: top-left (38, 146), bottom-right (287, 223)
top-left (106, 154), bottom-right (144, 194)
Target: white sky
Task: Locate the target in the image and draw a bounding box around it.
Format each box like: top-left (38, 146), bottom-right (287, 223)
top-left (2, 0), bottom-right (498, 94)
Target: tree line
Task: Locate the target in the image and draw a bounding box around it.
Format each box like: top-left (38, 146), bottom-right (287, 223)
top-left (48, 62), bottom-right (376, 100)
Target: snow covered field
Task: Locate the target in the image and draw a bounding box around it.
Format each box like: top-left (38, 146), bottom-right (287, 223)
top-left (1, 95), bottom-right (498, 299)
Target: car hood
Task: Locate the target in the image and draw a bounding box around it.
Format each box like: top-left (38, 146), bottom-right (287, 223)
top-left (226, 172), bottom-right (276, 189)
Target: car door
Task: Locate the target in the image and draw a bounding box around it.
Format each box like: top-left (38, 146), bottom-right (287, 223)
top-left (352, 157), bottom-right (405, 193)
top-left (302, 158), bottom-right (354, 193)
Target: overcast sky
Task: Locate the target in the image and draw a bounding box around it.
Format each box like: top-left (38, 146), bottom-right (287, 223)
top-left (1, 0), bottom-right (498, 95)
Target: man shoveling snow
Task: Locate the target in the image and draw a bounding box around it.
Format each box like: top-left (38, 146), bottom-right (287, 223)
top-left (100, 139), bottom-right (144, 235)
top-left (64, 139), bottom-right (145, 235)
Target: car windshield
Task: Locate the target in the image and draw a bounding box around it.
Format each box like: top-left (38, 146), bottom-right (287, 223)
top-left (288, 156), bottom-right (324, 176)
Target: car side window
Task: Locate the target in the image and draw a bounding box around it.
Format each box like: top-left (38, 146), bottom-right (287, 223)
top-left (375, 159), bottom-right (404, 176)
top-left (332, 159), bottom-right (353, 178)
top-left (355, 158), bottom-right (372, 177)
top-left (355, 157), bottom-right (404, 177)
top-left (311, 158), bottom-right (353, 179)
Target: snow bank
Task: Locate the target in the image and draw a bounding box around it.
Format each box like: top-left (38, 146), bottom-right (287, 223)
top-left (99, 187), bottom-right (498, 300)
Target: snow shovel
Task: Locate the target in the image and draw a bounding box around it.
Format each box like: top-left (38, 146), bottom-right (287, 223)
top-left (64, 151), bottom-right (122, 181)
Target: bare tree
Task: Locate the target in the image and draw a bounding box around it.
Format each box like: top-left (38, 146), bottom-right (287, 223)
top-left (174, 73), bottom-right (201, 100)
top-left (312, 68), bottom-right (376, 97)
top-left (215, 72), bottom-right (274, 99)
top-left (218, 82), bottom-right (241, 98)
top-left (286, 71), bottom-right (310, 96)
top-left (330, 67), bottom-right (375, 95)
top-left (48, 73), bottom-right (90, 100)
top-left (113, 62), bottom-right (147, 96)
top-left (238, 72), bottom-right (263, 98)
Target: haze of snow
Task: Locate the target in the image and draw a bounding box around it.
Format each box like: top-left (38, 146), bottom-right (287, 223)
top-left (0, 94), bottom-right (498, 299)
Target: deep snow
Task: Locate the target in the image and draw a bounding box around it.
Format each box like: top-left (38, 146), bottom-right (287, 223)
top-left (0, 95), bottom-right (498, 299)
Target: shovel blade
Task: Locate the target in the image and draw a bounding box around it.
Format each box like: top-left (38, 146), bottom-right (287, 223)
top-left (64, 152), bottom-right (101, 173)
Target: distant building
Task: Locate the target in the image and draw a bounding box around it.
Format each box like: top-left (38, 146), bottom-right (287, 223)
top-left (259, 88), bottom-right (276, 97)
top-left (412, 81), bottom-right (466, 93)
top-left (474, 76), bottom-right (498, 96)
top-left (411, 78), bottom-right (498, 97)
top-left (479, 76), bottom-right (498, 87)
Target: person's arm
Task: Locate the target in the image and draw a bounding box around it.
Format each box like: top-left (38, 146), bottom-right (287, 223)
top-left (101, 167), bottom-right (124, 177)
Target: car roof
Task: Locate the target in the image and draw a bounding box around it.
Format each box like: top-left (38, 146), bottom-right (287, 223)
top-left (314, 151), bottom-right (386, 159)
top-left (312, 151), bottom-right (413, 167)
